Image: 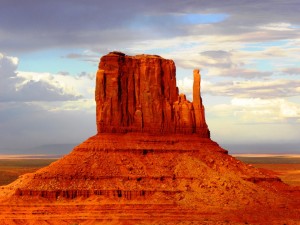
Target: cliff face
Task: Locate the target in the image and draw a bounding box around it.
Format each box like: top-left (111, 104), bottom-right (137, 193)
top-left (95, 52), bottom-right (209, 137)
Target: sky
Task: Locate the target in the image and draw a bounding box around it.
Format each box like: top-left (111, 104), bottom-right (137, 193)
top-left (0, 0), bottom-right (300, 154)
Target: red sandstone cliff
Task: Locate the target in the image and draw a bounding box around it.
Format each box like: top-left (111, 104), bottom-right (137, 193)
top-left (95, 52), bottom-right (209, 137)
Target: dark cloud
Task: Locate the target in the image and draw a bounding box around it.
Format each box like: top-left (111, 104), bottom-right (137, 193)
top-left (11, 80), bottom-right (79, 102)
top-left (78, 71), bottom-right (95, 80)
top-left (0, 0), bottom-right (178, 52)
top-left (282, 67), bottom-right (300, 75)
top-left (57, 71), bottom-right (70, 76)
top-left (175, 51), bottom-right (271, 78)
top-left (201, 50), bottom-right (231, 59)
top-left (1, 0), bottom-right (300, 53)
top-left (188, 0), bottom-right (300, 38)
top-left (204, 79), bottom-right (300, 98)
top-left (199, 50), bottom-right (233, 69)
top-left (64, 53), bottom-right (83, 59)
top-left (62, 52), bottom-right (99, 64)
top-left (220, 69), bottom-right (273, 79)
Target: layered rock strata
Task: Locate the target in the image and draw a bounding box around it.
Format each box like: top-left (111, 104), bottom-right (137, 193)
top-left (10, 133), bottom-right (281, 207)
top-left (96, 52), bottom-right (209, 137)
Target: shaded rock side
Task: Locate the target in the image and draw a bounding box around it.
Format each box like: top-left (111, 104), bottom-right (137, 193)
top-left (95, 51), bottom-right (209, 137)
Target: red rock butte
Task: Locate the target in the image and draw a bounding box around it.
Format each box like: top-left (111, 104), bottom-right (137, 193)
top-left (0, 52), bottom-right (299, 224)
top-left (96, 51), bottom-right (209, 136)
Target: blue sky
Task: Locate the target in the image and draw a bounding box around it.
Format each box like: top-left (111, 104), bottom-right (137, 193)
top-left (18, 49), bottom-right (97, 74)
top-left (0, 0), bottom-right (300, 154)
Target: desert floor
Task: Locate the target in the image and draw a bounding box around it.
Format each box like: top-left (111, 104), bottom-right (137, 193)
top-left (1, 154), bottom-right (299, 187)
top-left (234, 154), bottom-right (300, 186)
top-left (0, 156), bottom-right (59, 186)
top-left (0, 154), bottom-right (299, 224)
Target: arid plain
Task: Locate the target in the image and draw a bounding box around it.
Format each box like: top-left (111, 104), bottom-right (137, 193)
top-left (0, 154), bottom-right (299, 224)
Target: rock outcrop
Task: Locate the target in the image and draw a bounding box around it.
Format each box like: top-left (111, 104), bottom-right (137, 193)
top-left (95, 52), bottom-right (209, 137)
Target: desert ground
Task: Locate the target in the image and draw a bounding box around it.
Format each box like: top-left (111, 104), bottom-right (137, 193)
top-left (0, 153), bottom-right (299, 225)
top-left (235, 154), bottom-right (300, 186)
top-left (0, 156), bottom-right (59, 186)
top-left (1, 154), bottom-right (299, 187)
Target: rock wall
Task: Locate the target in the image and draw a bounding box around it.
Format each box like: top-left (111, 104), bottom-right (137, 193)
top-left (95, 52), bottom-right (209, 137)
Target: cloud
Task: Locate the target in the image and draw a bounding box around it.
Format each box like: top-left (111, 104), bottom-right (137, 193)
top-left (0, 53), bottom-right (95, 102)
top-left (205, 79), bottom-right (300, 98)
top-left (176, 77), bottom-right (194, 97)
top-left (282, 67), bottom-right (300, 75)
top-left (206, 97), bottom-right (300, 126)
top-left (64, 53), bottom-right (84, 59)
top-left (0, 101), bottom-right (96, 152)
top-left (188, 50), bottom-right (235, 69)
top-left (2, 1), bottom-right (299, 84)
top-left (230, 98), bottom-right (300, 122)
top-left (62, 50), bottom-right (99, 64)
top-left (1, 1), bottom-right (300, 153)
top-left (134, 39), bottom-right (292, 79)
top-left (0, 53), bottom-right (96, 152)
top-left (259, 22), bottom-right (296, 31)
top-left (1, 1), bottom-right (300, 53)
top-left (201, 50), bottom-right (231, 59)
top-left (177, 76), bottom-right (300, 99)
top-left (206, 97), bottom-right (300, 146)
top-left (219, 69), bottom-right (273, 79)
top-left (27, 99), bottom-right (96, 112)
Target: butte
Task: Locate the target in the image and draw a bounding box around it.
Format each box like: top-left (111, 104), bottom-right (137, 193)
top-left (0, 52), bottom-right (299, 224)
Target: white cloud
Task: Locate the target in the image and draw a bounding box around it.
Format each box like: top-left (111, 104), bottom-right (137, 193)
top-left (17, 71), bottom-right (95, 100)
top-left (177, 76), bottom-right (193, 95)
top-left (178, 75), bottom-right (300, 99)
top-left (209, 97), bottom-right (300, 123)
top-left (125, 34), bottom-right (299, 81)
top-left (0, 52), bottom-right (95, 102)
top-left (259, 23), bottom-right (294, 31)
top-left (209, 79), bottom-right (300, 98)
top-left (0, 53), bottom-right (97, 152)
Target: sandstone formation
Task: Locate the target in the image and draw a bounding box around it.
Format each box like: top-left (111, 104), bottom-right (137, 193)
top-left (0, 52), bottom-right (299, 224)
top-left (95, 52), bottom-right (209, 137)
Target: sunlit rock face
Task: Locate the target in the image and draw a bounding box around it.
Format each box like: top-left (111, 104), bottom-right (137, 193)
top-left (96, 51), bottom-right (209, 137)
